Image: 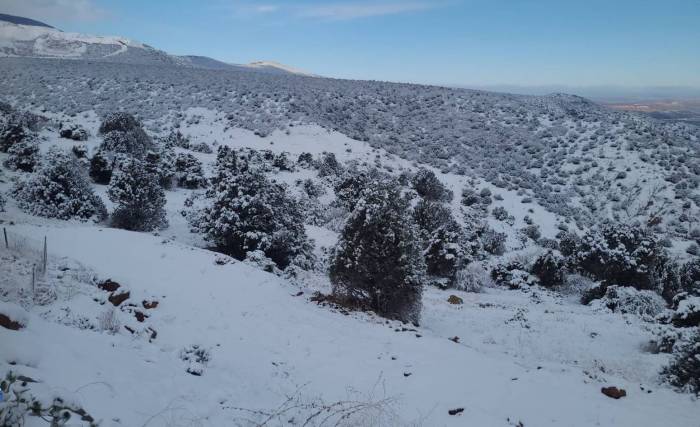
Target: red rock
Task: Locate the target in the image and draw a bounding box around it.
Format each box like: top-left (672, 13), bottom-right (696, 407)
top-left (0, 313), bottom-right (22, 330)
top-left (142, 300), bottom-right (159, 309)
top-left (601, 386), bottom-right (627, 399)
top-left (108, 291), bottom-right (130, 306)
top-left (98, 279), bottom-right (120, 292)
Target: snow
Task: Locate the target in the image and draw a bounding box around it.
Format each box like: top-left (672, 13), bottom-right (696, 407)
top-left (246, 60), bottom-right (317, 77)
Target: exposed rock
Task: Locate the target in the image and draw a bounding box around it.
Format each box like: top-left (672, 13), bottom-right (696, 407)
top-left (0, 313), bottom-right (23, 330)
top-left (447, 295), bottom-right (463, 305)
top-left (98, 279), bottom-right (120, 292)
top-left (108, 290), bottom-right (130, 306)
top-left (448, 408), bottom-right (464, 415)
top-left (601, 386), bottom-right (627, 399)
top-left (142, 299), bottom-right (158, 309)
top-left (449, 336), bottom-right (460, 343)
top-left (134, 311), bottom-right (147, 322)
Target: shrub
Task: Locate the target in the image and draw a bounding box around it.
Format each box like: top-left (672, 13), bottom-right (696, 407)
top-left (89, 150), bottom-right (114, 184)
top-left (411, 168), bottom-right (453, 202)
top-left (531, 250), bottom-right (566, 288)
top-left (329, 178), bottom-right (424, 323)
top-left (491, 261), bottom-right (537, 289)
top-left (108, 157), bottom-right (168, 231)
top-left (334, 167), bottom-right (386, 211)
top-left (189, 146), bottom-right (311, 269)
top-left (662, 330), bottom-right (700, 394)
top-left (461, 188), bottom-right (482, 207)
top-left (0, 193), bottom-right (5, 212)
top-left (190, 141), bottom-right (212, 154)
top-left (481, 229), bottom-right (507, 255)
top-left (590, 285), bottom-right (666, 320)
top-left (59, 124), bottom-right (88, 141)
top-left (5, 139), bottom-right (39, 172)
top-left (671, 295), bottom-right (700, 328)
top-left (521, 224), bottom-right (542, 241)
top-left (174, 153), bottom-right (207, 189)
top-left (492, 206), bottom-right (509, 221)
top-left (453, 263), bottom-right (492, 292)
top-left (317, 152), bottom-right (342, 178)
top-left (145, 149), bottom-right (176, 189)
top-left (12, 148), bottom-right (106, 221)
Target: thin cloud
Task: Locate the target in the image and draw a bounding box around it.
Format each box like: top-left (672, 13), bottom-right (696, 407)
top-left (1, 0), bottom-right (106, 24)
top-left (299, 1), bottom-right (438, 20)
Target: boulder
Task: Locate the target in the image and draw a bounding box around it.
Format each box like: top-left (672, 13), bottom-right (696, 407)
top-left (98, 279), bottom-right (120, 293)
top-left (108, 290), bottom-right (130, 306)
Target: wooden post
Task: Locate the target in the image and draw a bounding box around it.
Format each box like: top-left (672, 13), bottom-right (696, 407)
top-left (3, 227), bottom-right (7, 249)
top-left (43, 236), bottom-right (47, 274)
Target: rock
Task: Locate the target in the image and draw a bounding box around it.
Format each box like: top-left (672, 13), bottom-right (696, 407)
top-left (449, 336), bottom-right (460, 343)
top-left (447, 295), bottom-right (463, 305)
top-left (142, 300), bottom-right (159, 309)
top-left (108, 290), bottom-right (130, 306)
top-left (98, 279), bottom-right (120, 293)
top-left (448, 408), bottom-right (464, 416)
top-left (0, 313), bottom-right (23, 330)
top-left (134, 311), bottom-right (147, 322)
top-left (601, 386), bottom-right (626, 399)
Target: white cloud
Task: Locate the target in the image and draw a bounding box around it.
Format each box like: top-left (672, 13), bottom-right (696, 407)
top-left (1, 0), bottom-right (106, 24)
top-left (298, 1), bottom-right (437, 20)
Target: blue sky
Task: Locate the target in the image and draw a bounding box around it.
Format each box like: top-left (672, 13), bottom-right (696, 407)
top-left (4, 0), bottom-right (700, 88)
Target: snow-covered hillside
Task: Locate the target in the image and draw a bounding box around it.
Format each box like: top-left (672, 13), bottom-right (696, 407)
top-left (1, 105), bottom-right (699, 425)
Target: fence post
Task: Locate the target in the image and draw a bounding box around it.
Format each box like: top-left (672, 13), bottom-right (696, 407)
top-left (3, 227), bottom-right (7, 249)
top-left (43, 236), bottom-right (47, 274)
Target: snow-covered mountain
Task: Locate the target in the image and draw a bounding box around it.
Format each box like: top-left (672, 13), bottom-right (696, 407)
top-left (0, 14), bottom-right (313, 75)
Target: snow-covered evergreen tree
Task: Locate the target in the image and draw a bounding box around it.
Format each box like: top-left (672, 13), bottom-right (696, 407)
top-left (5, 138), bottom-right (39, 172)
top-left (108, 157), bottom-right (168, 231)
top-left (12, 148), bottom-right (107, 221)
top-left (330, 177), bottom-right (424, 323)
top-left (411, 168), bottom-right (453, 202)
top-left (174, 153), bottom-right (207, 189)
top-left (189, 146), bottom-right (311, 269)
top-left (98, 112), bottom-right (154, 157)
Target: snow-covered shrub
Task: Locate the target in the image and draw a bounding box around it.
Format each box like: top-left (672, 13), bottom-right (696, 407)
top-left (174, 152), bottom-right (207, 189)
top-left (188, 146), bottom-right (312, 269)
top-left (71, 144), bottom-right (88, 160)
top-left (89, 150), bottom-right (114, 184)
top-left (98, 112), bottom-right (154, 157)
top-left (59, 124), bottom-right (88, 141)
top-left (481, 229), bottom-right (507, 255)
top-left (98, 307), bottom-right (121, 334)
top-left (330, 177), bottom-right (424, 323)
top-left (297, 152), bottom-right (313, 168)
top-left (12, 148), bottom-right (107, 221)
top-left (492, 206), bottom-right (510, 221)
top-left (272, 152), bottom-right (294, 171)
top-left (4, 138), bottom-right (39, 172)
top-left (0, 192), bottom-right (5, 212)
top-left (671, 295), bottom-right (700, 328)
top-left (0, 371), bottom-right (99, 426)
top-left (300, 178), bottom-right (325, 198)
top-left (411, 168), bottom-right (453, 202)
top-left (424, 224), bottom-right (465, 279)
top-left (531, 250), bottom-right (566, 288)
top-left (520, 224), bottom-right (542, 241)
top-left (317, 152), bottom-right (343, 178)
top-left (190, 141), bottom-right (212, 154)
top-left (491, 261), bottom-right (538, 289)
top-left (453, 263), bottom-right (492, 292)
top-left (108, 156), bottom-right (168, 231)
top-left (662, 330), bottom-right (700, 394)
top-left (562, 222), bottom-right (666, 291)
top-left (679, 259), bottom-right (700, 297)
top-left (589, 285), bottom-right (666, 320)
top-left (461, 187), bottom-right (482, 207)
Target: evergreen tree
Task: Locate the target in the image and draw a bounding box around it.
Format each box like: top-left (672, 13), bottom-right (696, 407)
top-left (108, 157), bottom-right (168, 231)
top-left (330, 178), bottom-right (424, 323)
top-left (174, 152), bottom-right (207, 189)
top-left (13, 148), bottom-right (107, 221)
top-left (98, 112), bottom-right (154, 157)
top-left (412, 168), bottom-right (453, 202)
top-left (190, 146), bottom-right (311, 269)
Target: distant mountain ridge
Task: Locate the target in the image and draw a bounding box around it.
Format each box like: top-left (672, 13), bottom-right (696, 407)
top-left (0, 13), bottom-right (313, 76)
top-left (0, 13), bottom-right (53, 28)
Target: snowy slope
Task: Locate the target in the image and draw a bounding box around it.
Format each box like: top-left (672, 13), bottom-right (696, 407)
top-left (1, 114), bottom-right (699, 426)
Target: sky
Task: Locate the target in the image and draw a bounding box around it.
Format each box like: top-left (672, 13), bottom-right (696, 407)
top-left (3, 0), bottom-right (700, 91)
